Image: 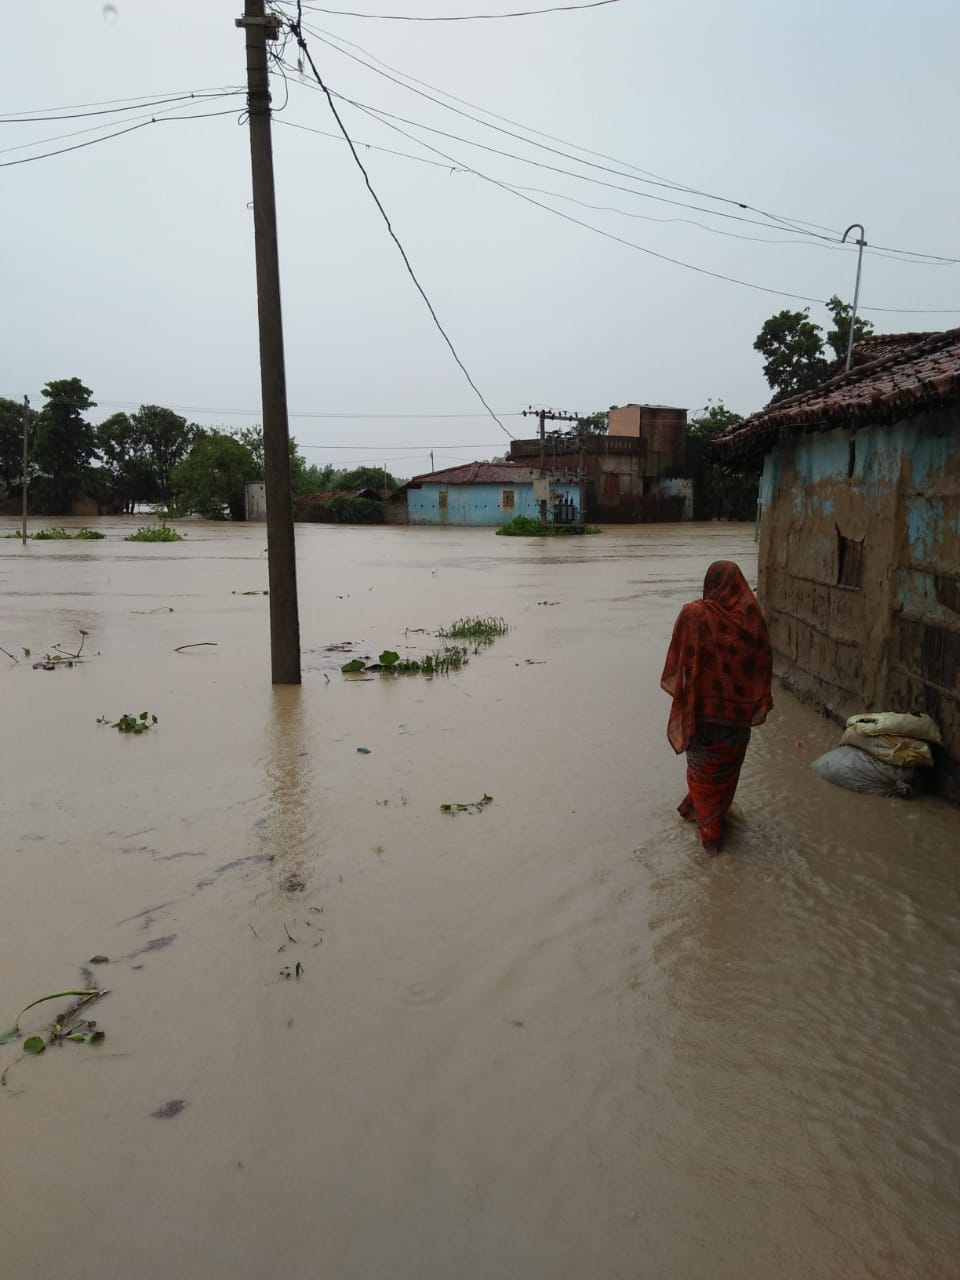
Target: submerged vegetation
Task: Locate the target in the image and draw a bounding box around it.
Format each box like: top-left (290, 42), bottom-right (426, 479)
top-left (1, 987), bottom-right (108, 1052)
top-left (97, 711), bottom-right (159, 734)
top-left (340, 616), bottom-right (509, 678)
top-left (124, 523), bottom-right (183, 542)
top-left (440, 794), bottom-right (493, 815)
top-left (438, 616), bottom-right (507, 645)
top-left (497, 516), bottom-right (601, 537)
top-left (4, 527), bottom-right (105, 540)
top-left (3, 628), bottom-right (91, 670)
top-left (342, 647), bottom-right (468, 676)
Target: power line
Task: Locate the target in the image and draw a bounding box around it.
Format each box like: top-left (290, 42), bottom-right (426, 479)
top-left (288, 0), bottom-right (620, 20)
top-left (0, 90), bottom-right (244, 124)
top-left (277, 114), bottom-right (885, 257)
top-left (276, 116), bottom-right (457, 169)
top-left (292, 64), bottom-right (958, 267)
top-left (0, 109), bottom-right (238, 169)
top-left (287, 13), bottom-right (514, 438)
top-left (0, 94), bottom-right (244, 158)
top-left (342, 98), bottom-right (960, 314)
top-left (0, 86), bottom-right (246, 118)
top-left (306, 27), bottom-right (786, 215)
top-left (277, 111), bottom-right (947, 268)
top-left (300, 24), bottom-right (959, 265)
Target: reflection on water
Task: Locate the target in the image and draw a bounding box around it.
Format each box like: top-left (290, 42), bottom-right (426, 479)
top-left (0, 519), bottom-right (957, 1280)
top-left (264, 686), bottom-right (310, 890)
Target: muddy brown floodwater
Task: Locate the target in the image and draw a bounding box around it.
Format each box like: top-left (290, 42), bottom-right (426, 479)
top-left (1, 517), bottom-right (957, 1280)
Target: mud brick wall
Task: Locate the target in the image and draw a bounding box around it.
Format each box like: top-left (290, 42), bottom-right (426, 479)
top-left (757, 408), bottom-right (960, 801)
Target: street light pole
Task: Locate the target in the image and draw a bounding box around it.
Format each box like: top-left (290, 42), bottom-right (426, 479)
top-left (842, 223), bottom-right (866, 373)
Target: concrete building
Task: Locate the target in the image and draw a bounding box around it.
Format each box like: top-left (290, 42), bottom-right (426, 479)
top-left (395, 462), bottom-right (583, 527)
top-left (508, 404), bottom-right (689, 522)
top-left (715, 328), bottom-right (960, 800)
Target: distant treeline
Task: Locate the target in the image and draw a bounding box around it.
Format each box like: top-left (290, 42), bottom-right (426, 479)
top-left (0, 380), bottom-right (404, 520)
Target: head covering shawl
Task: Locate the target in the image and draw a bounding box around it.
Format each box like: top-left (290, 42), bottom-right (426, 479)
top-left (661, 560), bottom-right (773, 753)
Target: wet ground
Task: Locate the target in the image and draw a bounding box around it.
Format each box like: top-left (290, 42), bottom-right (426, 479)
top-left (1, 518), bottom-right (957, 1280)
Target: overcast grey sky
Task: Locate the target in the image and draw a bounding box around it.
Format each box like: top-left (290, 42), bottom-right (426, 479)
top-left (3, 0), bottom-right (958, 478)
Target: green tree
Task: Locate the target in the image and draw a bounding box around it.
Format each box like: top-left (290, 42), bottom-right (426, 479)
top-left (575, 411), bottom-right (609, 437)
top-left (297, 462), bottom-right (337, 495)
top-left (135, 405), bottom-right (196, 504)
top-left (686, 403), bottom-right (758, 520)
top-left (753, 310), bottom-right (830, 402)
top-left (337, 464), bottom-right (400, 492)
top-left (0, 397), bottom-right (33, 494)
top-left (754, 299), bottom-right (875, 403)
top-left (171, 431), bottom-right (259, 520)
top-left (96, 412), bottom-right (147, 512)
top-left (232, 425), bottom-right (330, 497)
top-left (32, 378), bottom-right (96, 512)
top-left (824, 294), bottom-right (874, 362)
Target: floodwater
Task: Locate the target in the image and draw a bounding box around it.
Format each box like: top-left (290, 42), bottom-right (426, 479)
top-left (1, 518), bottom-right (957, 1280)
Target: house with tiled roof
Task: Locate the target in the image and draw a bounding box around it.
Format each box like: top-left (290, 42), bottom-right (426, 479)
top-left (392, 461), bottom-right (583, 527)
top-left (714, 328), bottom-right (960, 801)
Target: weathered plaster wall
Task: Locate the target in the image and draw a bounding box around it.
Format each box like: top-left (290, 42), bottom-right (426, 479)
top-left (758, 407), bottom-right (960, 800)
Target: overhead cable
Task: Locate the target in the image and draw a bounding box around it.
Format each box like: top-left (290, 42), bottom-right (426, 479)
top-left (301, 25), bottom-right (959, 265)
top-left (288, 13), bottom-right (514, 438)
top-left (0, 90), bottom-right (245, 124)
top-left (287, 0), bottom-right (620, 21)
top-left (0, 95), bottom-right (244, 158)
top-left (0, 86), bottom-right (245, 118)
top-left (0, 108), bottom-right (238, 169)
top-left (342, 97), bottom-right (959, 314)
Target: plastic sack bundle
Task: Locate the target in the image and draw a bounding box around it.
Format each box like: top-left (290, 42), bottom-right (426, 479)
top-left (810, 745), bottom-right (919, 798)
top-left (839, 728), bottom-right (935, 769)
top-left (845, 712), bottom-right (942, 745)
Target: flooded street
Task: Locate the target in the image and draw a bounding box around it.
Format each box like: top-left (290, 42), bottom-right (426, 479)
top-left (1, 518), bottom-right (957, 1280)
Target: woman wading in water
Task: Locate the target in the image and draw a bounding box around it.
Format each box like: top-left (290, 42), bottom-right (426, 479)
top-left (661, 561), bottom-right (773, 854)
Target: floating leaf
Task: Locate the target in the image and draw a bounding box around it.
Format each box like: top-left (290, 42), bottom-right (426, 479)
top-left (379, 650), bottom-right (400, 667)
top-left (0, 989), bottom-right (101, 1044)
top-left (88, 1030), bottom-right (105, 1045)
top-left (341, 659), bottom-right (366, 673)
top-left (23, 1036), bottom-right (46, 1054)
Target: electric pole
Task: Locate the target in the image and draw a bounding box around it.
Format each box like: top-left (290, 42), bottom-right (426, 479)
top-left (20, 395), bottom-right (29, 546)
top-left (236, 0), bottom-right (301, 684)
top-left (842, 223), bottom-right (866, 373)
top-left (522, 406), bottom-right (580, 523)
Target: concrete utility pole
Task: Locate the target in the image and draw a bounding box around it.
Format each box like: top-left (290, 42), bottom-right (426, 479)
top-left (522, 406), bottom-right (580, 523)
top-left (20, 395), bottom-right (29, 546)
top-left (841, 223), bottom-right (866, 373)
top-left (236, 0), bottom-right (301, 684)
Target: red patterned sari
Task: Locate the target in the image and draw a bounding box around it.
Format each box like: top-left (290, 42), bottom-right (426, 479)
top-left (661, 561), bottom-right (773, 853)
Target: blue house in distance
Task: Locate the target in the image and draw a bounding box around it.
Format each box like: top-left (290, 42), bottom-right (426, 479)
top-left (398, 462), bottom-right (583, 527)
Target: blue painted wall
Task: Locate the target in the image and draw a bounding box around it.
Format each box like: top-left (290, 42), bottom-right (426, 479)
top-left (761, 417), bottom-right (958, 513)
top-left (407, 481), bottom-right (581, 526)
